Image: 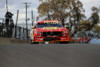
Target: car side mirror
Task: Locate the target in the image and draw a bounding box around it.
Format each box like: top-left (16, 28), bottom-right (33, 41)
top-left (31, 26), bottom-right (34, 29)
top-left (64, 25), bottom-right (67, 28)
top-left (64, 25), bottom-right (69, 29)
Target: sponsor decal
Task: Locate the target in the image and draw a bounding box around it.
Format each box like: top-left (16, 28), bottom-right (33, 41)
top-left (31, 33), bottom-right (33, 38)
top-left (44, 21), bottom-right (59, 24)
top-left (43, 27), bottom-right (58, 30)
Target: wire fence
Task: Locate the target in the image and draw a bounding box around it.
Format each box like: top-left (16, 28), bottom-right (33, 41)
top-left (0, 22), bottom-right (30, 40)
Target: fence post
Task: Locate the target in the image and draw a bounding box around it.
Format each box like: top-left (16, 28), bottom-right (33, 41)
top-left (19, 27), bottom-right (20, 39)
top-left (23, 28), bottom-right (25, 40)
top-left (15, 25), bottom-right (16, 38)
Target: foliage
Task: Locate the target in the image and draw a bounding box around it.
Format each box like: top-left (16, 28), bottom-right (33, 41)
top-left (38, 0), bottom-right (85, 26)
top-left (77, 6), bottom-right (100, 42)
top-left (37, 0), bottom-right (100, 43)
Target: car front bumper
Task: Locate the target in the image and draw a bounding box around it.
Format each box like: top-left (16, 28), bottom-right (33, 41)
top-left (34, 36), bottom-right (69, 42)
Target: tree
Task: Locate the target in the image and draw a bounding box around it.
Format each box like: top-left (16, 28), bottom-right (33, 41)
top-left (37, 0), bottom-right (100, 43)
top-left (38, 0), bottom-right (85, 26)
top-left (78, 6), bottom-right (100, 42)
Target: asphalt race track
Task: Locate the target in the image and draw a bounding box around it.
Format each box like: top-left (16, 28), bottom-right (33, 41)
top-left (0, 44), bottom-right (100, 67)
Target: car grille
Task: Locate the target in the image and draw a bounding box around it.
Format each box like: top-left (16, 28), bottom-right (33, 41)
top-left (42, 32), bottom-right (62, 37)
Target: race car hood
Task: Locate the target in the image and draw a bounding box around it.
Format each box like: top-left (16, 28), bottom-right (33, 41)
top-left (35, 27), bottom-right (68, 32)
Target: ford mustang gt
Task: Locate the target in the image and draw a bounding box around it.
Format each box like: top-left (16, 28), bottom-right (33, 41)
top-left (30, 20), bottom-right (69, 44)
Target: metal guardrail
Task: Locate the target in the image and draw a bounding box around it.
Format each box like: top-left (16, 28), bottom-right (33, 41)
top-left (0, 22), bottom-right (30, 40)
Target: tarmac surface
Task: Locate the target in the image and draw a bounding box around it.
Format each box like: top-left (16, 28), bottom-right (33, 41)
top-left (0, 44), bottom-right (100, 67)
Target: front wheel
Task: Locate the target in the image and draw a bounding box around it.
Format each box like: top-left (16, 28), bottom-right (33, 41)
top-left (30, 32), bottom-right (39, 44)
top-left (59, 41), bottom-right (69, 44)
top-left (30, 39), bottom-right (39, 44)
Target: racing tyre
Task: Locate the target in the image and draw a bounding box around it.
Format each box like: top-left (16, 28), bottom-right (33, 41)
top-left (30, 39), bottom-right (39, 44)
top-left (59, 41), bottom-right (69, 44)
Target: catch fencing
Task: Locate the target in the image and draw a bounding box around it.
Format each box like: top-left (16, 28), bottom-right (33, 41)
top-left (0, 22), bottom-right (30, 40)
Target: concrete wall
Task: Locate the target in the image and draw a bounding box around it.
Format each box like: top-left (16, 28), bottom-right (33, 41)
top-left (0, 38), bottom-right (29, 44)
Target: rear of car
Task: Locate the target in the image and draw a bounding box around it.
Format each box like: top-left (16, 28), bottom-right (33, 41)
top-left (30, 20), bottom-right (69, 43)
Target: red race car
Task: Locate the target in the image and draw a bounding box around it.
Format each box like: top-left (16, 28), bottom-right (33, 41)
top-left (30, 20), bottom-right (69, 44)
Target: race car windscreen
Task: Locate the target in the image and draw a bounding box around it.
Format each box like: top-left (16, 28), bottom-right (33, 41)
top-left (36, 23), bottom-right (63, 28)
